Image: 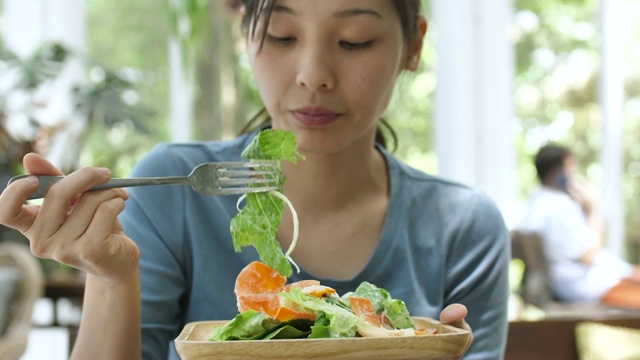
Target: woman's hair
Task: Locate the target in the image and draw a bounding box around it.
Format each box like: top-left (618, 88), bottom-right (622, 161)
top-left (534, 144), bottom-right (571, 183)
top-left (238, 0), bottom-right (423, 151)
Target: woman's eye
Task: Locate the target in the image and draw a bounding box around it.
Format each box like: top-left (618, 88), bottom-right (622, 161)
top-left (267, 34), bottom-right (296, 46)
top-left (340, 40), bottom-right (374, 50)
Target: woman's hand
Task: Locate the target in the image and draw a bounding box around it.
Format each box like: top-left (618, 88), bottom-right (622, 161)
top-left (440, 303), bottom-right (473, 341)
top-left (0, 153), bottom-right (140, 282)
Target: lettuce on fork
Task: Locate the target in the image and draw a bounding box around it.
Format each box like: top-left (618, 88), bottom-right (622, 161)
top-left (230, 129), bottom-right (304, 277)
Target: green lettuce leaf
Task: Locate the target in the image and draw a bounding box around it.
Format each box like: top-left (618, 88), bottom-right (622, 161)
top-left (240, 129), bottom-right (302, 163)
top-left (308, 312), bottom-right (333, 338)
top-left (209, 310), bottom-right (314, 341)
top-left (384, 299), bottom-right (415, 329)
top-left (262, 322), bottom-right (312, 340)
top-left (209, 310), bottom-right (274, 340)
top-left (353, 281), bottom-right (415, 329)
top-left (280, 287), bottom-right (360, 338)
top-left (353, 281), bottom-right (391, 313)
top-left (230, 129), bottom-right (303, 277)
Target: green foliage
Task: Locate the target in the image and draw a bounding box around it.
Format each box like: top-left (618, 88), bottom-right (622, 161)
top-left (0, 42), bottom-right (70, 168)
top-left (73, 66), bottom-right (158, 176)
top-left (514, 0), bottom-right (640, 249)
top-left (0, 42), bottom-right (70, 91)
top-left (74, 68), bottom-right (153, 130)
top-left (166, 0), bottom-right (210, 72)
top-left (514, 0), bottom-right (599, 199)
top-left (85, 0), bottom-right (170, 132)
top-left (386, 37), bottom-right (437, 174)
top-left (0, 37), bottom-right (157, 175)
top-left (84, 0), bottom-right (171, 175)
top-left (382, 0), bottom-right (436, 173)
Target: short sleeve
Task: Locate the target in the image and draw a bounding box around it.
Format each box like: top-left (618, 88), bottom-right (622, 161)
top-left (444, 190), bottom-right (510, 360)
top-left (120, 145), bottom-right (190, 360)
top-left (542, 199), bottom-right (596, 261)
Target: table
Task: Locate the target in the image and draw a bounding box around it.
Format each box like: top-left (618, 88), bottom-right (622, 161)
top-left (506, 316), bottom-right (640, 360)
top-left (44, 274), bottom-right (85, 326)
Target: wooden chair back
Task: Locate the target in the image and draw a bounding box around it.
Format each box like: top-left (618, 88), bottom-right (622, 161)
top-left (510, 230), bottom-right (554, 308)
top-left (0, 241), bottom-right (44, 360)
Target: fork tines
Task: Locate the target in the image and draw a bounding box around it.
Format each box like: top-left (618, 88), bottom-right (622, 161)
top-left (215, 161), bottom-right (279, 191)
top-left (215, 161), bottom-right (279, 177)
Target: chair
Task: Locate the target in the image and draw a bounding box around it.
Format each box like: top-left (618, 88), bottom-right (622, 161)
top-left (0, 241), bottom-right (44, 360)
top-left (509, 230), bottom-right (554, 308)
top-left (507, 231), bottom-right (640, 359)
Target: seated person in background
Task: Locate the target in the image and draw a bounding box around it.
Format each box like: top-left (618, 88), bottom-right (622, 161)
top-left (518, 144), bottom-right (640, 309)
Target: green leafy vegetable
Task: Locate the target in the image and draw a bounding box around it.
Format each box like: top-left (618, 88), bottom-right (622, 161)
top-left (210, 282), bottom-right (423, 341)
top-left (353, 281), bottom-right (391, 313)
top-left (209, 310), bottom-right (274, 340)
top-left (384, 299), bottom-right (415, 329)
top-left (280, 287), bottom-right (360, 338)
top-left (262, 321), bottom-right (313, 340)
top-left (240, 129), bottom-right (302, 163)
top-left (230, 129), bottom-right (304, 277)
top-left (353, 281), bottom-right (415, 329)
top-left (209, 310), bottom-right (314, 341)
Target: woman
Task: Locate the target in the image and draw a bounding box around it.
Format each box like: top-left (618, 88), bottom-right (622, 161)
top-left (0, 1), bottom-right (510, 359)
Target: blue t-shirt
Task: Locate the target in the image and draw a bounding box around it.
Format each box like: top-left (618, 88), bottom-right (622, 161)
top-left (120, 130), bottom-right (510, 360)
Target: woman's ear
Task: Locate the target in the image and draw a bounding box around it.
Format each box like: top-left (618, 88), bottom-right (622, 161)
top-left (405, 16), bottom-right (428, 71)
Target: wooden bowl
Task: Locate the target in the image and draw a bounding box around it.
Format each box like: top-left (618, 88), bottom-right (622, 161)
top-left (175, 317), bottom-right (472, 360)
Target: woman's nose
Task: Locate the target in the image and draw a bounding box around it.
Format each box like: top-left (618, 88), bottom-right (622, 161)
top-left (295, 46), bottom-right (336, 92)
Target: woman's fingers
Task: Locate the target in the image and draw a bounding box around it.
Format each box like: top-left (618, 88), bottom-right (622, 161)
top-left (0, 152), bottom-right (65, 233)
top-left (0, 176), bottom-right (42, 233)
top-left (62, 189), bottom-right (129, 240)
top-left (27, 182), bottom-right (136, 281)
top-left (1, 153), bottom-right (139, 281)
top-left (440, 303), bottom-right (474, 351)
top-left (73, 194), bottom-right (139, 281)
top-left (440, 303), bottom-right (471, 332)
top-left (23, 152), bottom-right (63, 176)
top-left (30, 166), bottom-right (114, 237)
top-left (31, 187), bottom-right (127, 256)
top-left (83, 198), bottom-right (135, 270)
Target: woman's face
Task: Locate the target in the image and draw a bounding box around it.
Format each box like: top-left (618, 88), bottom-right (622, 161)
top-left (247, 0), bottom-right (424, 155)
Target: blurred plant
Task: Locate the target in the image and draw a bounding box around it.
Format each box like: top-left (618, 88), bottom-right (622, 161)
top-left (75, 67), bottom-right (153, 134)
top-left (0, 42), bottom-right (70, 171)
top-left (0, 41), bottom-right (154, 175)
top-left (166, 0), bottom-right (210, 72)
top-left (165, 0), bottom-right (251, 140)
top-left (74, 66), bottom-right (156, 176)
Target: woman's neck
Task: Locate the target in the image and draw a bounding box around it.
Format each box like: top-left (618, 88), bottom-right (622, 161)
top-left (281, 145), bottom-right (389, 212)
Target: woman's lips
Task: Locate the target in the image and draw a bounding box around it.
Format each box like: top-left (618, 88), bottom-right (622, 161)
top-left (291, 107), bottom-right (341, 126)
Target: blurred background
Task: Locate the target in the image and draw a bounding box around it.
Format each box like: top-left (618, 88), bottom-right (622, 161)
top-left (0, 0), bottom-right (639, 358)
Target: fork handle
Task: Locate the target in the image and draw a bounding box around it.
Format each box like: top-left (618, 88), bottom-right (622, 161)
top-left (8, 175), bottom-right (189, 200)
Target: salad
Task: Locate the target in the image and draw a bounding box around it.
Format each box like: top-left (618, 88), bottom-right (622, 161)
top-left (219, 129), bottom-right (436, 340)
top-left (230, 128), bottom-right (303, 277)
top-left (209, 261), bottom-right (438, 341)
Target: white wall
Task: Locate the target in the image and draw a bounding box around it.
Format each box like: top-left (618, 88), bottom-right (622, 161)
top-left (431, 0), bottom-right (518, 226)
top-left (598, 0), bottom-right (626, 256)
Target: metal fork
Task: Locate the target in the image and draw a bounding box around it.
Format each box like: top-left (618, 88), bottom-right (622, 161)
top-left (7, 161), bottom-right (280, 200)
